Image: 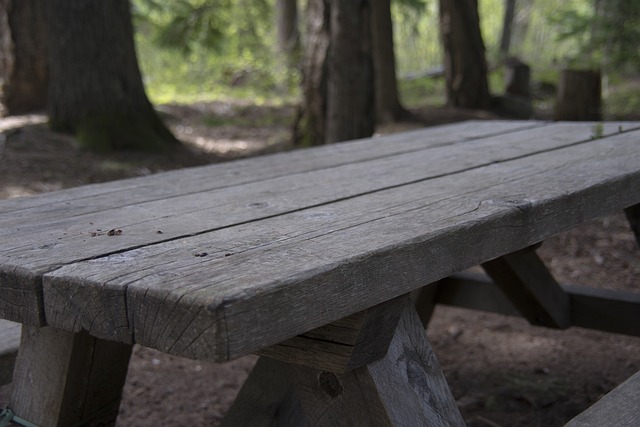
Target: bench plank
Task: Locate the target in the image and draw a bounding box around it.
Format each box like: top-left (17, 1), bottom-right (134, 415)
top-left (565, 371), bottom-right (640, 427)
top-left (482, 246), bottom-right (571, 328)
top-left (38, 130), bottom-right (640, 359)
top-left (433, 272), bottom-right (640, 336)
top-left (0, 120), bottom-right (541, 219)
top-left (0, 122), bottom-right (634, 327)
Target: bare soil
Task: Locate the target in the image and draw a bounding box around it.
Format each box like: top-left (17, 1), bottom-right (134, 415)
top-left (1, 104), bottom-right (638, 427)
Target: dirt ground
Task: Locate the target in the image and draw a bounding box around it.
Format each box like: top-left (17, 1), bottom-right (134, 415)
top-left (0, 104), bottom-right (639, 427)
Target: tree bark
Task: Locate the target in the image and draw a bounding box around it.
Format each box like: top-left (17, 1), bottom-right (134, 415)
top-left (45, 0), bottom-right (178, 151)
top-left (554, 69), bottom-right (602, 121)
top-left (439, 0), bottom-right (491, 109)
top-left (296, 0), bottom-right (331, 146)
top-left (0, 0), bottom-right (48, 116)
top-left (326, 0), bottom-right (375, 143)
top-left (371, 0), bottom-right (409, 124)
top-left (296, 0), bottom-right (375, 146)
top-left (276, 0), bottom-right (300, 64)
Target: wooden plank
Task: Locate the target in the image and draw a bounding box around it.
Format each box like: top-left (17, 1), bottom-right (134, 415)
top-left (258, 295), bottom-right (405, 373)
top-left (10, 326), bottom-right (132, 427)
top-left (565, 371), bottom-right (640, 427)
top-left (482, 246), bottom-right (571, 328)
top-left (0, 120), bottom-right (542, 218)
top-left (0, 123), bottom-right (634, 328)
top-left (292, 301), bottom-right (464, 426)
top-left (566, 283), bottom-right (640, 336)
top-left (435, 273), bottom-right (640, 336)
top-left (0, 319), bottom-right (21, 385)
top-left (40, 129), bottom-right (640, 359)
top-left (0, 123), bottom-right (614, 245)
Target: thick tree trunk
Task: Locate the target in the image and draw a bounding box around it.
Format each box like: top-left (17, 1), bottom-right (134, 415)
top-left (45, 0), bottom-right (177, 151)
top-left (439, 0), bottom-right (491, 109)
top-left (296, 0), bottom-right (331, 146)
top-left (326, 0), bottom-right (374, 143)
top-left (371, 0), bottom-right (408, 124)
top-left (296, 0), bottom-right (375, 146)
top-left (276, 0), bottom-right (300, 63)
top-left (554, 69), bottom-right (602, 121)
top-left (0, 0), bottom-right (48, 116)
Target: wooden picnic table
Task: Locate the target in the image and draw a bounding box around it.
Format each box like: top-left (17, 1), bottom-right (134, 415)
top-left (1, 120), bottom-right (639, 426)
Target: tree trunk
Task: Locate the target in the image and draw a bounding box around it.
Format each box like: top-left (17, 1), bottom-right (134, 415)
top-left (276, 0), bottom-right (300, 64)
top-left (296, 0), bottom-right (331, 146)
top-left (296, 0), bottom-right (375, 146)
top-left (554, 69), bottom-right (602, 121)
top-left (371, 0), bottom-right (409, 124)
top-left (45, 0), bottom-right (178, 151)
top-left (499, 0), bottom-right (517, 57)
top-left (326, 0), bottom-right (375, 143)
top-left (439, 0), bottom-right (491, 109)
top-left (0, 0), bottom-right (48, 116)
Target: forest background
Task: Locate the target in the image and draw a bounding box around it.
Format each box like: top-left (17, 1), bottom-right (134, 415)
top-left (1, 1), bottom-right (639, 426)
top-left (132, 0), bottom-right (639, 118)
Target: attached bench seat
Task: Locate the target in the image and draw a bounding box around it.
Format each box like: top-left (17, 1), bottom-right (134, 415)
top-left (0, 320), bottom-right (21, 385)
top-left (565, 371), bottom-right (640, 427)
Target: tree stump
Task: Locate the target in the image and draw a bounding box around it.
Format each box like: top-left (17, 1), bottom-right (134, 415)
top-left (554, 69), bottom-right (602, 121)
top-left (505, 58), bottom-right (531, 98)
top-left (494, 58), bottom-right (533, 119)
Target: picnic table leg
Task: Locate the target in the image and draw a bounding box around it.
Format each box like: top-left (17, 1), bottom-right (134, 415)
top-left (224, 297), bottom-right (464, 426)
top-left (9, 325), bottom-right (132, 427)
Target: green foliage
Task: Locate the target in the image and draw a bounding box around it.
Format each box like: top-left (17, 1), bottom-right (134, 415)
top-left (392, 0), bottom-right (439, 75)
top-left (132, 0), bottom-right (299, 104)
top-left (398, 76), bottom-right (444, 108)
top-left (129, 0), bottom-right (639, 114)
top-left (543, 0), bottom-right (640, 70)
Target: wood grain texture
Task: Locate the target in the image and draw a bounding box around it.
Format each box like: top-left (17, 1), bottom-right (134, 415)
top-left (0, 121), bottom-right (552, 326)
top-left (38, 128), bottom-right (640, 360)
top-left (10, 326), bottom-right (132, 427)
top-left (293, 302), bottom-right (464, 426)
top-left (565, 371), bottom-right (640, 427)
top-left (0, 120), bottom-right (539, 218)
top-left (258, 295), bottom-right (405, 373)
top-left (0, 122), bottom-right (639, 356)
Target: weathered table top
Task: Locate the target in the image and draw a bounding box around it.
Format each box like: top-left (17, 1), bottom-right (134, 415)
top-left (1, 120), bottom-right (639, 362)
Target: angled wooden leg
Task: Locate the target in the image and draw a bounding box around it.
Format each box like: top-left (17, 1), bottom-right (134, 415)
top-left (224, 297), bottom-right (464, 427)
top-left (294, 301), bottom-right (464, 426)
top-left (221, 357), bottom-right (306, 427)
top-left (625, 203), bottom-right (640, 247)
top-left (411, 281), bottom-right (441, 328)
top-left (10, 326), bottom-right (132, 427)
top-left (482, 245), bottom-right (571, 328)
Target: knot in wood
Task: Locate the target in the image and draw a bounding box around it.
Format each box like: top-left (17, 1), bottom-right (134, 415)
top-left (318, 371), bottom-right (342, 398)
